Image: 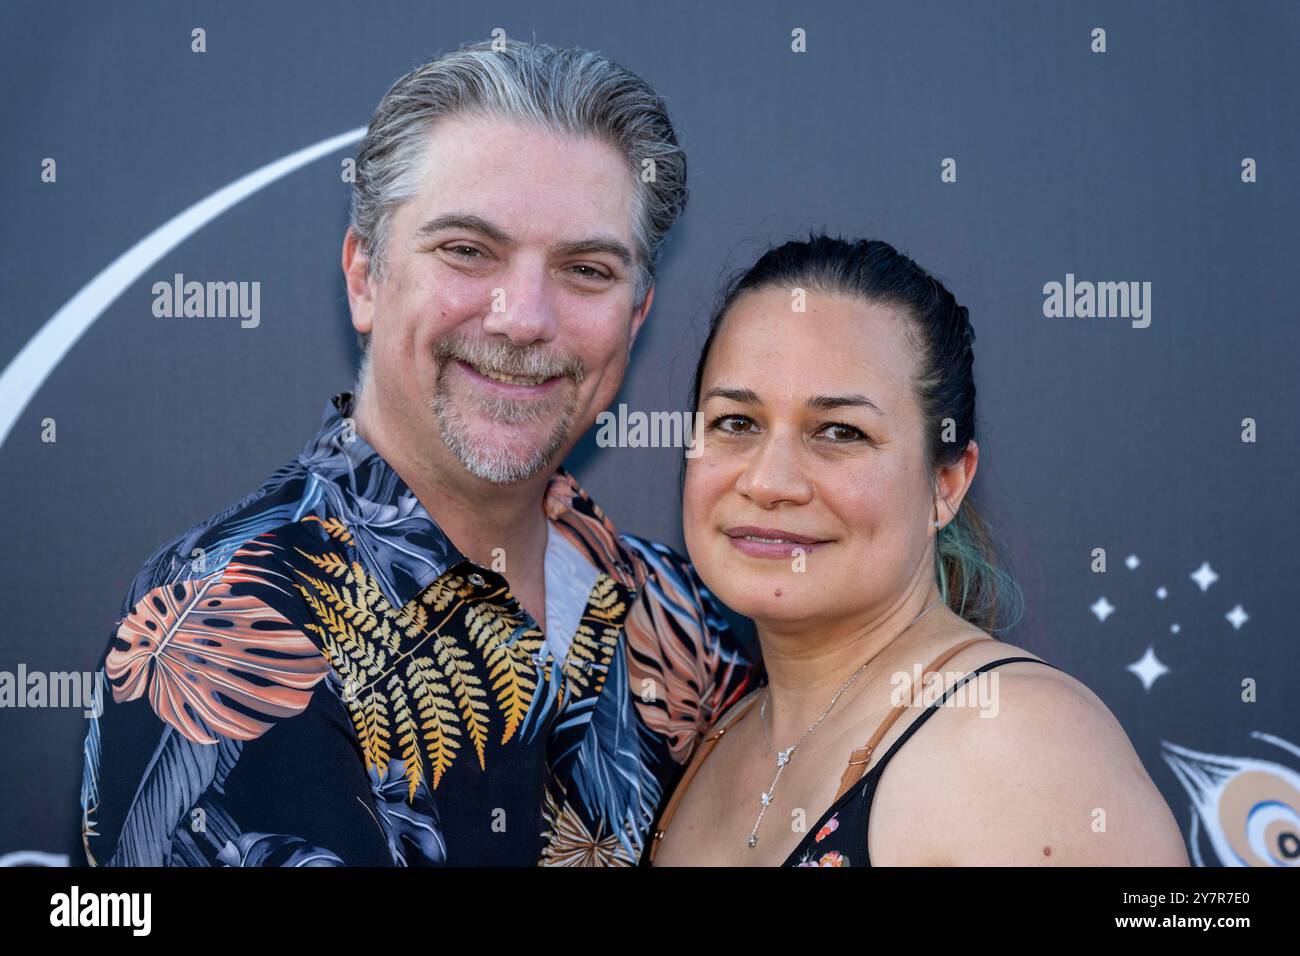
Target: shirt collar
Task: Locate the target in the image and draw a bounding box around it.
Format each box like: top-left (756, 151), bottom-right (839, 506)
top-left (298, 392), bottom-right (644, 609)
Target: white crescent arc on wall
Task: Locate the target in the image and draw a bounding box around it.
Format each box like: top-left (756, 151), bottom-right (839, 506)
top-left (0, 126), bottom-right (367, 450)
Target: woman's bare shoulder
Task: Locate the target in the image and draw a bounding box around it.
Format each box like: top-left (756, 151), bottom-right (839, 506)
top-left (912, 634), bottom-right (1189, 865)
top-left (941, 634), bottom-right (1123, 725)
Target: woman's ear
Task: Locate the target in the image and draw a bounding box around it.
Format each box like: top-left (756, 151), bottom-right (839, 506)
top-left (933, 440), bottom-right (979, 526)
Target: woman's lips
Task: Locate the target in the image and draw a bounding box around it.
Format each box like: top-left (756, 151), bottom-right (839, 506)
top-left (723, 526), bottom-right (831, 559)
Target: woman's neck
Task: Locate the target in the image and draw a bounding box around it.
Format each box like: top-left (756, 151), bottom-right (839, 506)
top-left (754, 580), bottom-right (949, 747)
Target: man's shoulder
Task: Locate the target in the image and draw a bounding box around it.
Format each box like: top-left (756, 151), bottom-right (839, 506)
top-left (617, 533), bottom-right (758, 661)
top-left (617, 533), bottom-right (709, 611)
top-left (117, 455), bottom-right (320, 620)
top-left (617, 533), bottom-right (689, 577)
top-left (614, 533), bottom-right (761, 759)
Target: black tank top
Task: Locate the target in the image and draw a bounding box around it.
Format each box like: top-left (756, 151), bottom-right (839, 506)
top-left (782, 656), bottom-right (1059, 867)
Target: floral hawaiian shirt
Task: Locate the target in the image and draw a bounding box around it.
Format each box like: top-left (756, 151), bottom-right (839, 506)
top-left (80, 392), bottom-right (757, 866)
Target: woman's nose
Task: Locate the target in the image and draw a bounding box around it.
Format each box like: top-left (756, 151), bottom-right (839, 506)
top-left (733, 431), bottom-right (815, 508)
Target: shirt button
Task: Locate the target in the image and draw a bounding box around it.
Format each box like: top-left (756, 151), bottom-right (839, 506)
top-left (468, 572), bottom-right (485, 587)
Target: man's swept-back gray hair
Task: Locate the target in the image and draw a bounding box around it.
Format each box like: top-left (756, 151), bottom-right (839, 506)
top-left (348, 39), bottom-right (689, 348)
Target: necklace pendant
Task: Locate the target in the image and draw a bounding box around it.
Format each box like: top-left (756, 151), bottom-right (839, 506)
top-left (747, 835), bottom-right (758, 847)
top-left (777, 748), bottom-right (791, 767)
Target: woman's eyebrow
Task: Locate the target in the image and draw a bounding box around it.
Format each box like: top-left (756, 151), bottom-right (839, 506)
top-left (702, 386), bottom-right (760, 405)
top-left (703, 388), bottom-right (884, 415)
top-left (808, 393), bottom-right (884, 415)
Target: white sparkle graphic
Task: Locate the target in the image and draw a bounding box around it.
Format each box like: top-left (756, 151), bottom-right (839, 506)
top-left (1094, 555), bottom-right (1246, 693)
top-left (1127, 646), bottom-right (1170, 691)
top-left (1190, 562), bottom-right (1219, 592)
top-left (1090, 596), bottom-right (1116, 622)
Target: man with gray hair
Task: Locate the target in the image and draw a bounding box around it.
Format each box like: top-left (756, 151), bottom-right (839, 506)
top-left (80, 39), bottom-right (756, 867)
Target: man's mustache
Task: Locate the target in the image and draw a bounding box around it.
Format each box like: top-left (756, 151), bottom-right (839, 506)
top-left (434, 337), bottom-right (586, 385)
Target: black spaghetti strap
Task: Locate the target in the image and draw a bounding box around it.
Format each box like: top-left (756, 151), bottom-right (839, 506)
top-left (852, 656), bottom-right (1058, 866)
top-left (867, 656), bottom-right (1059, 775)
top-left (783, 655), bottom-right (1059, 867)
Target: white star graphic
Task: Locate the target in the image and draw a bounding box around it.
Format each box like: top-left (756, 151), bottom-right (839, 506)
top-left (1155, 586), bottom-right (1168, 600)
top-left (1090, 596), bottom-right (1116, 622)
top-left (1170, 623), bottom-right (1181, 634)
top-left (1126, 554), bottom-right (1140, 570)
top-left (1190, 562), bottom-right (1219, 592)
top-left (1127, 646), bottom-right (1169, 691)
top-left (1225, 605), bottom-right (1249, 630)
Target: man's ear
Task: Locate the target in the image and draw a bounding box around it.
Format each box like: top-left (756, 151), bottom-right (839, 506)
top-left (934, 439), bottom-right (979, 526)
top-left (343, 227), bottom-right (375, 337)
top-left (628, 282), bottom-right (654, 353)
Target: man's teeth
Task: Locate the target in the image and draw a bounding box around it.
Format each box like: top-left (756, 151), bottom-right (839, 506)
top-left (471, 364), bottom-right (548, 386)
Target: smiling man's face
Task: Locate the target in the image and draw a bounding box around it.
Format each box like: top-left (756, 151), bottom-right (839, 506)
top-left (346, 112), bottom-right (652, 485)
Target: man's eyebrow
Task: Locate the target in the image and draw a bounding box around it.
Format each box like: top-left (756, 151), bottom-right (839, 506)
top-left (553, 237), bottom-right (633, 268)
top-left (417, 213), bottom-right (513, 246)
top-left (808, 393), bottom-right (884, 415)
top-left (417, 214), bottom-right (633, 267)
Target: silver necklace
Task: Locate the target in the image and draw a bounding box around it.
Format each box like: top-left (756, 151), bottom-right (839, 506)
top-left (746, 596), bottom-right (944, 848)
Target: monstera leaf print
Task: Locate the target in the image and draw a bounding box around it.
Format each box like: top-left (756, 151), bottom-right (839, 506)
top-left (216, 832), bottom-right (345, 867)
top-left (620, 535), bottom-right (752, 764)
top-left (106, 570), bottom-right (329, 744)
top-left (368, 759), bottom-right (448, 865)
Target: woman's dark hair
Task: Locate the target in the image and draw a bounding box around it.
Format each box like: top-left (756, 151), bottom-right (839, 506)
top-left (689, 234), bottom-right (1024, 634)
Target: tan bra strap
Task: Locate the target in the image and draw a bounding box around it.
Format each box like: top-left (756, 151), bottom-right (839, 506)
top-left (647, 686), bottom-right (764, 863)
top-left (831, 636), bottom-right (995, 802)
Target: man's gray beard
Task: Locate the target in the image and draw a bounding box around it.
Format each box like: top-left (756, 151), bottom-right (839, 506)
top-left (431, 384), bottom-right (578, 485)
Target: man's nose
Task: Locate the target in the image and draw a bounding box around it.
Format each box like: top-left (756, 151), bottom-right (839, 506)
top-left (480, 259), bottom-right (560, 347)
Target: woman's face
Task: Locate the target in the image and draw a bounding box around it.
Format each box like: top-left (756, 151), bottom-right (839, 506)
top-left (683, 287), bottom-right (942, 630)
